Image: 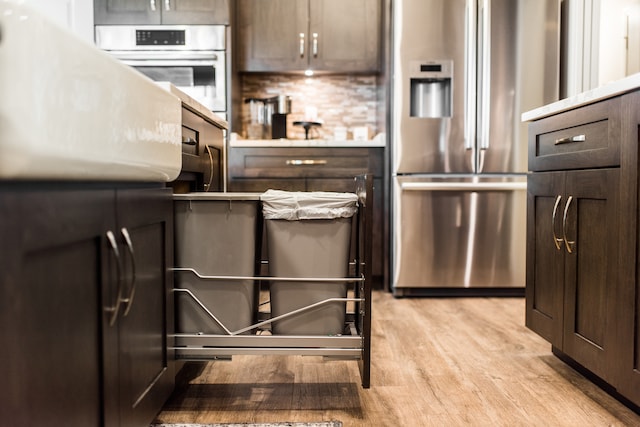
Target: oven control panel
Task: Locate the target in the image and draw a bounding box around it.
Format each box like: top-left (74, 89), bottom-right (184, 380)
top-left (136, 29), bottom-right (185, 46)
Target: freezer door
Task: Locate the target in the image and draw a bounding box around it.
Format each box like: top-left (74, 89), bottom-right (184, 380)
top-left (392, 176), bottom-right (526, 291)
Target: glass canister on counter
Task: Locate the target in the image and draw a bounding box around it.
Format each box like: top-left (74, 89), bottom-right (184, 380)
top-left (245, 97), bottom-right (266, 139)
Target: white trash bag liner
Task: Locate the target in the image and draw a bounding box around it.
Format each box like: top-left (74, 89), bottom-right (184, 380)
top-left (260, 189), bottom-right (358, 220)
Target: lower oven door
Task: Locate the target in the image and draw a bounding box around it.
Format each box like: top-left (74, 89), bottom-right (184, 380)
top-left (120, 54), bottom-right (226, 113)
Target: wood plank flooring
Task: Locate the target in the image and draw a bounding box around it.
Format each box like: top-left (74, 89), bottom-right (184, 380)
top-left (155, 291), bottom-right (640, 426)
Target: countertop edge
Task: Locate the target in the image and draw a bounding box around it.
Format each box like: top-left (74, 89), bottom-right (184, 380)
top-left (522, 72), bottom-right (640, 122)
top-left (156, 82), bottom-right (229, 129)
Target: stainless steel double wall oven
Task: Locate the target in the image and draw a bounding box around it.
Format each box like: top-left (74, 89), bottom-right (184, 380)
top-left (95, 25), bottom-right (227, 118)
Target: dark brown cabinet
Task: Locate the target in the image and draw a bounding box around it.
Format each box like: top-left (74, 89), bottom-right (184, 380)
top-left (527, 169), bottom-right (619, 383)
top-left (0, 183), bottom-right (174, 427)
top-left (227, 146), bottom-right (385, 284)
top-left (94, 0), bottom-right (230, 25)
top-left (235, 0), bottom-right (380, 73)
top-left (526, 92), bottom-right (640, 407)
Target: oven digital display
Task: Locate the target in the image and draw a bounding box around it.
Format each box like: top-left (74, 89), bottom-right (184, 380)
top-left (136, 30), bottom-right (186, 46)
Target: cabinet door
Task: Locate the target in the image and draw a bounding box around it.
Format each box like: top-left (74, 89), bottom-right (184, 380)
top-left (562, 169), bottom-right (619, 383)
top-left (525, 172), bottom-right (565, 347)
top-left (309, 0), bottom-right (380, 72)
top-left (94, 0), bottom-right (161, 25)
top-left (236, 0), bottom-right (309, 71)
top-left (162, 0), bottom-right (230, 25)
top-left (617, 91), bottom-right (640, 406)
top-left (103, 187), bottom-right (174, 427)
top-left (0, 187), bottom-right (115, 427)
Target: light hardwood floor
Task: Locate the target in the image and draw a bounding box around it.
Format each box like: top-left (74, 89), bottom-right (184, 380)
top-left (155, 291), bottom-right (640, 426)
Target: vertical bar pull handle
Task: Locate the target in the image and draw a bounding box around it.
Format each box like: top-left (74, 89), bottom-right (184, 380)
top-left (150, 0), bottom-right (156, 11)
top-left (478, 0), bottom-right (491, 152)
top-left (120, 228), bottom-right (137, 317)
top-left (463, 0), bottom-right (477, 152)
top-left (551, 195), bottom-right (564, 250)
top-left (562, 196), bottom-right (575, 253)
top-left (299, 33), bottom-right (305, 57)
top-left (312, 33), bottom-right (319, 57)
top-left (105, 231), bottom-right (124, 326)
top-left (165, 0), bottom-right (171, 11)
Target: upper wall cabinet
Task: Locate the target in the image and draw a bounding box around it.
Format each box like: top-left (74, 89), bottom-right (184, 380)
top-left (94, 0), bottom-right (230, 25)
top-left (236, 0), bottom-right (381, 73)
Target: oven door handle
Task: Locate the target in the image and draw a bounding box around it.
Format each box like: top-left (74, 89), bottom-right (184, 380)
top-left (120, 59), bottom-right (219, 67)
top-left (108, 50), bottom-right (219, 61)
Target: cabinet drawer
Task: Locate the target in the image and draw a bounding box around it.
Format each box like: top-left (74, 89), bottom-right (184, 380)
top-left (228, 147), bottom-right (382, 179)
top-left (528, 97), bottom-right (621, 171)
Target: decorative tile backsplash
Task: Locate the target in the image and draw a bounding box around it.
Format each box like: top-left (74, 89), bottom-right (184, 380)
top-left (240, 73), bottom-right (382, 140)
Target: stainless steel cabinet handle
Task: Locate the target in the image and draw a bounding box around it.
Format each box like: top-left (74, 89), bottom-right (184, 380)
top-left (105, 230), bottom-right (124, 327)
top-left (552, 195), bottom-right (563, 250)
top-left (286, 159), bottom-right (328, 166)
top-left (554, 134), bottom-right (586, 145)
top-left (165, 0), bottom-right (171, 11)
top-left (299, 33), bottom-right (305, 57)
top-left (182, 137), bottom-right (197, 146)
top-left (150, 0), bottom-right (156, 11)
top-left (562, 195), bottom-right (575, 253)
top-left (120, 228), bottom-right (136, 317)
top-left (312, 33), bottom-right (319, 57)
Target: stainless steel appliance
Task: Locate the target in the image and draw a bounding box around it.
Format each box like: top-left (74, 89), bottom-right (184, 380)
top-left (95, 25), bottom-right (227, 117)
top-left (391, 0), bottom-right (560, 295)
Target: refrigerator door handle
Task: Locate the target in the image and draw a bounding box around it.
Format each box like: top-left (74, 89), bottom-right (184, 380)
top-left (464, 0), bottom-right (477, 153)
top-left (478, 0), bottom-right (491, 153)
top-left (400, 182), bottom-right (527, 192)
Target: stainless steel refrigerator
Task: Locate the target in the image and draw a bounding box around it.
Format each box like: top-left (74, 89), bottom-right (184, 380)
top-left (391, 0), bottom-right (560, 296)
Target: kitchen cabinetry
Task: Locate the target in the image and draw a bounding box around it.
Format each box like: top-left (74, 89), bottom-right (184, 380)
top-left (527, 169), bottom-right (619, 382)
top-left (94, 0), bottom-right (229, 25)
top-left (235, 0), bottom-right (380, 73)
top-left (525, 92), bottom-right (639, 407)
top-left (227, 146), bottom-right (385, 284)
top-left (0, 183), bottom-right (174, 427)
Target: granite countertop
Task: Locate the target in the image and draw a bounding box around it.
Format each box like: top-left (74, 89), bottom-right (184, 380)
top-left (229, 133), bottom-right (386, 148)
top-left (522, 72), bottom-right (640, 122)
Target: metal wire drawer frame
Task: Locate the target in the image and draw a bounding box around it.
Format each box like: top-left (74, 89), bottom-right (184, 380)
top-left (170, 175), bottom-right (373, 388)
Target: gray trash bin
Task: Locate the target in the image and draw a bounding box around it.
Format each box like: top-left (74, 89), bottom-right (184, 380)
top-left (173, 192), bottom-right (261, 335)
top-left (261, 190), bottom-right (359, 335)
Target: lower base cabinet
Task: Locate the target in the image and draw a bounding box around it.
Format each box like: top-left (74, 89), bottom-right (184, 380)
top-left (527, 169), bottom-right (620, 384)
top-left (526, 91), bottom-right (640, 409)
top-left (0, 183), bottom-right (174, 427)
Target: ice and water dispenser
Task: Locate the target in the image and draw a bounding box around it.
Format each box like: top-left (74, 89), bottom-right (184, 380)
top-left (409, 60), bottom-right (452, 118)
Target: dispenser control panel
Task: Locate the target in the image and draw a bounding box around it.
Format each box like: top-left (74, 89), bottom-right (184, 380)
top-left (409, 60), bottom-right (453, 78)
top-left (409, 60), bottom-right (453, 118)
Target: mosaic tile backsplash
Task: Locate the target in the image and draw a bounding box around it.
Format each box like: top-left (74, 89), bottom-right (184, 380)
top-left (240, 73), bottom-right (382, 140)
